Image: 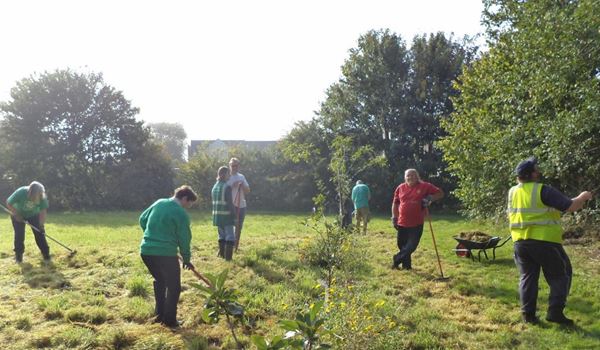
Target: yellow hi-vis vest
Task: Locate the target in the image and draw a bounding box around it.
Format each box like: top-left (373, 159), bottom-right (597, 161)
top-left (508, 182), bottom-right (563, 243)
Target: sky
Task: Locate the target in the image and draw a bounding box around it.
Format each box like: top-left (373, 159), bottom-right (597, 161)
top-left (0, 0), bottom-right (484, 142)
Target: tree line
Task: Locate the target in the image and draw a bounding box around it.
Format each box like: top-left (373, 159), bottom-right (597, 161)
top-left (2, 0), bottom-right (598, 216)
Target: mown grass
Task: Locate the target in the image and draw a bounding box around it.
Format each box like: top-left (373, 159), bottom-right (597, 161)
top-left (0, 210), bottom-right (598, 349)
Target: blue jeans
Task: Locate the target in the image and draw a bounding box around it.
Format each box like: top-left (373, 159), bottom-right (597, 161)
top-left (218, 225), bottom-right (235, 242)
top-left (393, 225), bottom-right (424, 268)
top-left (514, 240), bottom-right (572, 314)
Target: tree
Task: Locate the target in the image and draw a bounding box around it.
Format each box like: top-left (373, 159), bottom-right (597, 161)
top-left (148, 122), bottom-right (187, 164)
top-left (0, 69), bottom-right (174, 209)
top-left (440, 0), bottom-right (600, 218)
top-left (283, 30), bottom-right (475, 211)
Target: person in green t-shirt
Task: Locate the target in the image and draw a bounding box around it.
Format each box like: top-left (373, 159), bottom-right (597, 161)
top-left (351, 180), bottom-right (371, 234)
top-left (139, 185), bottom-right (198, 329)
top-left (6, 181), bottom-right (50, 263)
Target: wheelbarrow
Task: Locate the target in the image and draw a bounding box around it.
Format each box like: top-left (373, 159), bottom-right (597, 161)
top-left (453, 235), bottom-right (512, 262)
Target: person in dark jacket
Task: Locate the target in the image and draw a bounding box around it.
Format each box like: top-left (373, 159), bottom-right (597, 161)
top-left (139, 185), bottom-right (198, 329)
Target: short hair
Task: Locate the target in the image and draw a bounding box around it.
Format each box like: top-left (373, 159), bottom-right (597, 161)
top-left (28, 181), bottom-right (46, 199)
top-left (515, 157), bottom-right (537, 180)
top-left (404, 169), bottom-right (421, 180)
top-left (217, 166), bottom-right (230, 180)
top-left (229, 157), bottom-right (240, 166)
top-left (174, 185), bottom-right (198, 202)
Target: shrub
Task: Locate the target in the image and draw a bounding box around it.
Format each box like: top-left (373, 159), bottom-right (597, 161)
top-left (127, 275), bottom-right (150, 298)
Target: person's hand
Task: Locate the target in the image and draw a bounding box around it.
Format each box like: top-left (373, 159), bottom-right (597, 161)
top-left (182, 261), bottom-right (195, 270)
top-left (580, 191), bottom-right (593, 201)
top-left (421, 195), bottom-right (433, 208)
top-left (391, 217), bottom-right (399, 229)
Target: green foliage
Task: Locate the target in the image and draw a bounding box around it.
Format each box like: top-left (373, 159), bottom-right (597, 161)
top-left (190, 269), bottom-right (245, 349)
top-left (440, 0), bottom-right (600, 218)
top-left (64, 306), bottom-right (108, 324)
top-left (127, 275), bottom-right (149, 298)
top-left (0, 69), bottom-right (174, 210)
top-left (300, 208), bottom-right (365, 287)
top-left (282, 30), bottom-right (476, 211)
top-left (14, 316), bottom-right (31, 330)
top-left (252, 301), bottom-right (331, 350)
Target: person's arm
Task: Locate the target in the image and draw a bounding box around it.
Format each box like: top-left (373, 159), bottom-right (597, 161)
top-left (391, 187), bottom-right (400, 225)
top-left (430, 189), bottom-right (444, 202)
top-left (177, 213), bottom-right (192, 264)
top-left (39, 209), bottom-right (47, 224)
top-left (241, 177), bottom-right (250, 194)
top-left (566, 191), bottom-right (593, 212)
top-left (139, 207), bottom-right (150, 231)
top-left (225, 186), bottom-right (235, 218)
top-left (5, 202), bottom-right (23, 222)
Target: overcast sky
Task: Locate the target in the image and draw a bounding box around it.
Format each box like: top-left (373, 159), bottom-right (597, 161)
top-left (0, 0), bottom-right (484, 141)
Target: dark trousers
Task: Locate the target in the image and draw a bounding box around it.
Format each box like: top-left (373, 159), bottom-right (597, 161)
top-left (12, 215), bottom-right (50, 257)
top-left (141, 255), bottom-right (181, 325)
top-left (393, 225), bottom-right (424, 268)
top-left (514, 240), bottom-right (572, 314)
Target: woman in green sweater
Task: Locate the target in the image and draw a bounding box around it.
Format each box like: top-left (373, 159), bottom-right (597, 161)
top-left (139, 185), bottom-right (198, 328)
top-left (6, 181), bottom-right (50, 263)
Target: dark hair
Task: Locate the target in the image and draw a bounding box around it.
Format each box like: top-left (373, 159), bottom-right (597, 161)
top-left (217, 166), bottom-right (230, 180)
top-left (174, 185), bottom-right (198, 202)
top-left (515, 157), bottom-right (538, 181)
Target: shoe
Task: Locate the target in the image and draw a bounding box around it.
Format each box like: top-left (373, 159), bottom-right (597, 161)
top-left (162, 320), bottom-right (183, 329)
top-left (522, 313), bottom-right (539, 324)
top-left (390, 263), bottom-right (400, 270)
top-left (402, 265), bottom-right (412, 270)
top-left (15, 253), bottom-right (23, 263)
top-left (546, 310), bottom-right (574, 326)
top-left (43, 254), bottom-right (51, 261)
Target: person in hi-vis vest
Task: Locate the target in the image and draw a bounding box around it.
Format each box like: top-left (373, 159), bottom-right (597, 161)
top-left (508, 157), bottom-right (592, 325)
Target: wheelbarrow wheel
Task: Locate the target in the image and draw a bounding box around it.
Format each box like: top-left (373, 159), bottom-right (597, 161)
top-left (455, 243), bottom-right (471, 258)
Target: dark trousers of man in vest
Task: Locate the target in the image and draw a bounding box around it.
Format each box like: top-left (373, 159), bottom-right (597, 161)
top-left (514, 240), bottom-right (572, 317)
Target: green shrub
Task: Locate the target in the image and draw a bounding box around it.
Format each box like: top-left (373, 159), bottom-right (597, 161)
top-left (64, 306), bottom-right (108, 324)
top-left (127, 275), bottom-right (150, 298)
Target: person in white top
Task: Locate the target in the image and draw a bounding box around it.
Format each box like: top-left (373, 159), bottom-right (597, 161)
top-left (227, 157), bottom-right (250, 250)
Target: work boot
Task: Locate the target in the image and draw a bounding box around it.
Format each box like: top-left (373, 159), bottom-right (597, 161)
top-left (224, 242), bottom-right (235, 261)
top-left (15, 252), bottom-right (23, 263)
top-left (43, 252), bottom-right (51, 261)
top-left (522, 312), bottom-right (539, 324)
top-left (217, 240), bottom-right (225, 258)
top-left (546, 309), bottom-right (574, 326)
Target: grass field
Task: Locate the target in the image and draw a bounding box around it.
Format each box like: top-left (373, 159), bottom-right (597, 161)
top-left (0, 211), bottom-right (598, 349)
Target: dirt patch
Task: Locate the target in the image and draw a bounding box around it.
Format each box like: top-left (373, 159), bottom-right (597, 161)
top-left (457, 231), bottom-right (493, 243)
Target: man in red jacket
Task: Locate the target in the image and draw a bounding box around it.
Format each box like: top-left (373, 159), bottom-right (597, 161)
top-left (391, 169), bottom-right (444, 270)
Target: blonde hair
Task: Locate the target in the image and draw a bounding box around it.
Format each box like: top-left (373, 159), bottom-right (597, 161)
top-left (28, 181), bottom-right (46, 200)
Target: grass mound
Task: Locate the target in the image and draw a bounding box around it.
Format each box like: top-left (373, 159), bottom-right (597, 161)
top-left (456, 231), bottom-right (493, 243)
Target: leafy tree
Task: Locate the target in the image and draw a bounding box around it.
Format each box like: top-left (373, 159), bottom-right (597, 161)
top-left (148, 122), bottom-right (187, 164)
top-left (440, 0), bottom-right (600, 218)
top-left (0, 69), bottom-right (173, 209)
top-left (283, 30), bottom-right (475, 211)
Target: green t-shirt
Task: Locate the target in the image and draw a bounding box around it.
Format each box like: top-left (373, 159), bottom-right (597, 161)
top-left (7, 186), bottom-right (49, 218)
top-left (351, 184), bottom-right (370, 209)
top-left (139, 198), bottom-right (192, 263)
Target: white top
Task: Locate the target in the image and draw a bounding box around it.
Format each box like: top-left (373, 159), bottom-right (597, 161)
top-left (227, 173), bottom-right (249, 208)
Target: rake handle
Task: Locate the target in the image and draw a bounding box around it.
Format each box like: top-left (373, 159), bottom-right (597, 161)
top-left (426, 208), bottom-right (446, 279)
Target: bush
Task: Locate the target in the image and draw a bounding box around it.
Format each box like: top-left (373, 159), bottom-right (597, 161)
top-left (127, 275), bottom-right (150, 298)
